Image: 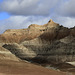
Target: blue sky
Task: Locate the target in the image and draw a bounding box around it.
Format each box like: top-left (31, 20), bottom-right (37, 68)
top-left (0, 0), bottom-right (75, 34)
top-left (0, 0), bottom-right (3, 2)
top-left (0, 12), bottom-right (10, 20)
top-left (0, 0), bottom-right (10, 20)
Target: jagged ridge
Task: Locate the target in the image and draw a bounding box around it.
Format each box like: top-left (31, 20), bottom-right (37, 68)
top-left (1, 19), bottom-right (75, 64)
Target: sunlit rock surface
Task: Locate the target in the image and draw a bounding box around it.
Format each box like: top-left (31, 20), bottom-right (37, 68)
top-left (0, 19), bottom-right (75, 75)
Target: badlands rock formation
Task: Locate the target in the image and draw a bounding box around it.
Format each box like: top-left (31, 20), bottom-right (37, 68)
top-left (0, 46), bottom-right (19, 61)
top-left (0, 19), bottom-right (59, 43)
top-left (0, 44), bottom-right (67, 75)
top-left (0, 46), bottom-right (67, 75)
top-left (0, 19), bottom-right (75, 74)
top-left (1, 19), bottom-right (75, 64)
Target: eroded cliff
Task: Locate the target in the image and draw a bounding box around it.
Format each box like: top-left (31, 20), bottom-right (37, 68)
top-left (1, 19), bottom-right (75, 65)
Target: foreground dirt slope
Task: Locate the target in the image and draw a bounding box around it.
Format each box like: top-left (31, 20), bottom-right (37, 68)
top-left (0, 46), bottom-right (67, 75)
top-left (0, 60), bottom-right (67, 75)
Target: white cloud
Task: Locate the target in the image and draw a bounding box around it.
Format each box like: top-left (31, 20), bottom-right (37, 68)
top-left (0, 14), bottom-right (75, 34)
top-left (0, 0), bottom-right (59, 16)
top-left (0, 0), bottom-right (75, 34)
top-left (56, 0), bottom-right (75, 17)
top-left (51, 14), bottom-right (75, 28)
top-left (0, 16), bottom-right (51, 34)
top-left (1, 14), bottom-right (75, 34)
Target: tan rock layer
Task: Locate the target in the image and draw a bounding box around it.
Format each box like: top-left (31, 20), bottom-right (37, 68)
top-left (1, 19), bottom-right (75, 64)
top-left (0, 19), bottom-right (70, 43)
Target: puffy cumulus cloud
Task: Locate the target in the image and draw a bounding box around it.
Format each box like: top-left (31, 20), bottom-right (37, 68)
top-left (0, 0), bottom-right (59, 16)
top-left (0, 15), bottom-right (75, 34)
top-left (0, 0), bottom-right (75, 34)
top-left (0, 16), bottom-right (51, 34)
top-left (51, 14), bottom-right (75, 28)
top-left (1, 14), bottom-right (75, 34)
top-left (56, 0), bottom-right (75, 17)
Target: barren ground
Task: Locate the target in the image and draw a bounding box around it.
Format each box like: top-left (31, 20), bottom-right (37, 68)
top-left (0, 60), bottom-right (68, 75)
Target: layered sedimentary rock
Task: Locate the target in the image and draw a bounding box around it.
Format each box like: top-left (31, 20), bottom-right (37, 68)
top-left (3, 43), bottom-right (36, 60)
top-left (0, 19), bottom-right (59, 43)
top-left (17, 36), bottom-right (75, 63)
top-left (1, 19), bottom-right (75, 64)
top-left (0, 45), bottom-right (66, 75)
top-left (0, 19), bottom-right (75, 75)
top-left (0, 46), bottom-right (19, 61)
